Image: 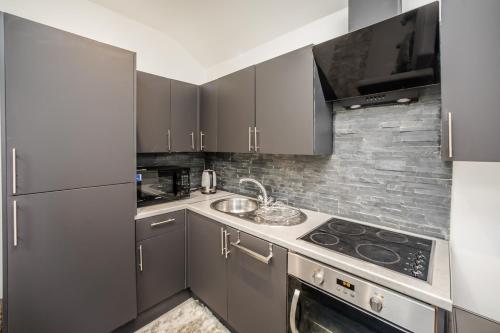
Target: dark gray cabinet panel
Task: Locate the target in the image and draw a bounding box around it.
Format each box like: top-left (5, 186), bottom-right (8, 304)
top-left (348, 0), bottom-right (401, 31)
top-left (256, 46), bottom-right (332, 155)
top-left (199, 80), bottom-right (218, 152)
top-left (137, 71), bottom-right (171, 153)
top-left (171, 80), bottom-right (198, 152)
top-left (136, 210), bottom-right (185, 241)
top-left (454, 308), bottom-right (500, 333)
top-left (187, 212), bottom-right (227, 320)
top-left (6, 184), bottom-right (136, 333)
top-left (227, 228), bottom-right (287, 333)
top-left (4, 15), bottom-right (135, 195)
top-left (217, 67), bottom-right (256, 153)
top-left (256, 46), bottom-right (309, 154)
top-left (441, 0), bottom-right (500, 162)
top-left (137, 225), bottom-right (186, 313)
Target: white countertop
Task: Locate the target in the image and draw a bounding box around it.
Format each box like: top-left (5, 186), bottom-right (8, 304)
top-left (136, 191), bottom-right (452, 311)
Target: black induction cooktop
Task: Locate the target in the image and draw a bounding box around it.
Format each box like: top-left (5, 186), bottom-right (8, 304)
top-left (300, 218), bottom-right (433, 281)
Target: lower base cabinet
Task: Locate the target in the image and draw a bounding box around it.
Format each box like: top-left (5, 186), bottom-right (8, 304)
top-left (187, 211), bottom-right (228, 320)
top-left (136, 211), bottom-right (186, 313)
top-left (187, 212), bottom-right (287, 333)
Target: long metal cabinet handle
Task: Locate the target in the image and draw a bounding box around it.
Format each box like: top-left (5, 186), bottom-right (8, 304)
top-left (290, 289), bottom-right (301, 333)
top-left (150, 218), bottom-right (175, 228)
top-left (12, 148), bottom-right (17, 194)
top-left (200, 131), bottom-right (205, 151)
top-left (224, 230), bottom-right (230, 259)
top-left (254, 127), bottom-right (260, 151)
top-left (448, 112), bottom-right (453, 158)
top-left (220, 227), bottom-right (225, 256)
top-left (167, 130), bottom-right (171, 151)
top-left (13, 200), bottom-right (18, 247)
top-left (190, 132), bottom-right (195, 150)
top-left (248, 127), bottom-right (254, 152)
top-left (230, 231), bottom-right (273, 264)
top-left (138, 245), bottom-right (143, 272)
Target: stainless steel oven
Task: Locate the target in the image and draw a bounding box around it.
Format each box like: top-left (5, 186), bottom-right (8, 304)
top-left (288, 253), bottom-right (439, 333)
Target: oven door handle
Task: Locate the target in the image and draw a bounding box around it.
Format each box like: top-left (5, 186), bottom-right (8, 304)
top-left (290, 289), bottom-right (301, 333)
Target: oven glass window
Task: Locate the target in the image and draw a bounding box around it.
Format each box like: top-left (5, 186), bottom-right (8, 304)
top-left (288, 277), bottom-right (405, 333)
top-left (137, 169), bottom-right (175, 206)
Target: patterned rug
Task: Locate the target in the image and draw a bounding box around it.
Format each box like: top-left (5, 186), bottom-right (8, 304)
top-left (135, 298), bottom-right (230, 333)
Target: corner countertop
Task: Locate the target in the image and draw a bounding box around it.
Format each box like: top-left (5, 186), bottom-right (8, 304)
top-left (136, 191), bottom-right (452, 311)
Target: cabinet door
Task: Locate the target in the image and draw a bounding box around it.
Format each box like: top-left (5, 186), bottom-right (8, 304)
top-left (137, 225), bottom-right (186, 313)
top-left (200, 80), bottom-right (218, 152)
top-left (227, 228), bottom-right (287, 333)
top-left (171, 80), bottom-right (198, 152)
top-left (6, 184), bottom-right (136, 333)
top-left (256, 46), bottom-right (314, 155)
top-left (441, 0), bottom-right (500, 162)
top-left (217, 67), bottom-right (256, 153)
top-left (4, 14), bottom-right (135, 195)
top-left (137, 71), bottom-right (171, 153)
top-left (187, 212), bottom-right (227, 320)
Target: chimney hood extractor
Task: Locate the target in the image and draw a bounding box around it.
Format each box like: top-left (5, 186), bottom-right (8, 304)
top-left (313, 1), bottom-right (440, 109)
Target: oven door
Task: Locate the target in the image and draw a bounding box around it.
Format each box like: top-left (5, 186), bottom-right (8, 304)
top-left (288, 276), bottom-right (409, 333)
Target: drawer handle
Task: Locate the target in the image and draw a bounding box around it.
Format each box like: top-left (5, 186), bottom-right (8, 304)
top-left (150, 218), bottom-right (175, 228)
top-left (12, 148), bottom-right (17, 194)
top-left (448, 112), bottom-right (453, 159)
top-left (13, 200), bottom-right (18, 247)
top-left (230, 231), bottom-right (273, 264)
top-left (138, 245), bottom-right (143, 272)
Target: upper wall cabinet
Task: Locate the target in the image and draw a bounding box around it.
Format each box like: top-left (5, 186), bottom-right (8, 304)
top-left (441, 0), bottom-right (500, 162)
top-left (5, 14), bottom-right (135, 195)
top-left (137, 71), bottom-right (171, 153)
top-left (217, 66), bottom-right (256, 153)
top-left (199, 80), bottom-right (218, 152)
top-left (137, 72), bottom-right (199, 153)
top-left (256, 46), bottom-right (333, 155)
top-left (171, 80), bottom-right (198, 152)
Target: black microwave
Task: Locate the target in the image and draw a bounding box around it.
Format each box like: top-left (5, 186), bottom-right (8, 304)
top-left (136, 166), bottom-right (191, 207)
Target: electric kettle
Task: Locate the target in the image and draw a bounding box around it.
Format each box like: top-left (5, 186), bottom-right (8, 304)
top-left (201, 169), bottom-right (217, 194)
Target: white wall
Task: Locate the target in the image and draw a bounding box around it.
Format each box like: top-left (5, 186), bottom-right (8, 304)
top-left (0, 0), bottom-right (206, 84)
top-left (206, 8), bottom-right (348, 81)
top-left (450, 162), bottom-right (500, 322)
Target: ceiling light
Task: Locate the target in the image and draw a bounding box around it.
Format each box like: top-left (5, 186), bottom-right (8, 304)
top-left (397, 98), bottom-right (411, 103)
top-left (350, 104), bottom-right (361, 109)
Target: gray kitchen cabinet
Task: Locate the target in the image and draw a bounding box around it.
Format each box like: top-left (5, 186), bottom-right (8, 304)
top-left (171, 80), bottom-right (199, 152)
top-left (226, 227), bottom-right (287, 333)
top-left (187, 211), bottom-right (228, 320)
top-left (137, 71), bottom-right (171, 153)
top-left (217, 66), bottom-right (256, 153)
top-left (136, 222), bottom-right (186, 313)
top-left (199, 80), bottom-right (218, 152)
top-left (4, 14), bottom-right (135, 195)
top-left (454, 308), bottom-right (500, 333)
top-left (6, 183), bottom-right (136, 333)
top-left (256, 45), bottom-right (333, 155)
top-left (441, 0), bottom-right (500, 162)
top-left (348, 0), bottom-right (401, 31)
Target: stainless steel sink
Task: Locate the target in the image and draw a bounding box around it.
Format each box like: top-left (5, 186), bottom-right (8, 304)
top-left (210, 197), bottom-right (307, 226)
top-left (211, 197), bottom-right (259, 214)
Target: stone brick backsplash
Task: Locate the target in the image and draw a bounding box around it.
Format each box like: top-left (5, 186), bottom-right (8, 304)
top-left (205, 87), bottom-right (452, 239)
top-left (137, 153), bottom-right (206, 188)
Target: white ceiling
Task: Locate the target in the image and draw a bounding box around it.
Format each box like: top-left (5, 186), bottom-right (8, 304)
top-left (88, 0), bottom-right (348, 68)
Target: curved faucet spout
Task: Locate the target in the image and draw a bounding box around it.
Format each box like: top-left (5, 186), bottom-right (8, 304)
top-left (239, 178), bottom-right (270, 206)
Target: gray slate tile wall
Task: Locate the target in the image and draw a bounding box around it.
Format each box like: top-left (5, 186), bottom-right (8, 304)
top-left (137, 153), bottom-right (205, 188)
top-left (205, 87), bottom-right (452, 239)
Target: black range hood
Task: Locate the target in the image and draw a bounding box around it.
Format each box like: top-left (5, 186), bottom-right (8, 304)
top-left (313, 1), bottom-right (440, 108)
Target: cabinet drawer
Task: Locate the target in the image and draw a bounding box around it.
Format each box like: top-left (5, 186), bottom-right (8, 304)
top-left (136, 210), bottom-right (185, 241)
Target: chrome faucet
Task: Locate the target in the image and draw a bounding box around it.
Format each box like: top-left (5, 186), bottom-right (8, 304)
top-left (239, 178), bottom-right (272, 206)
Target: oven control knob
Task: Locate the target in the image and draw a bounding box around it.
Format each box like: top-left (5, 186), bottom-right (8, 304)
top-left (369, 295), bottom-right (383, 313)
top-left (312, 269), bottom-right (325, 285)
